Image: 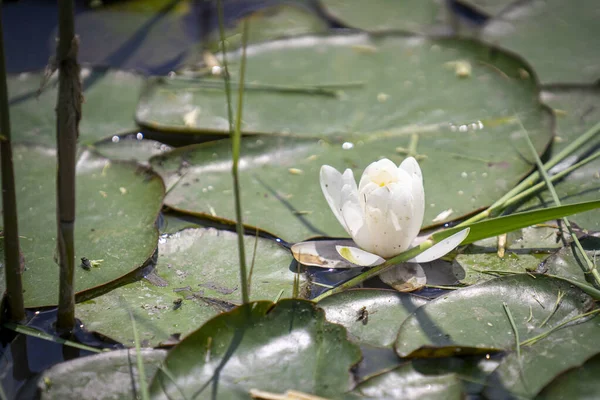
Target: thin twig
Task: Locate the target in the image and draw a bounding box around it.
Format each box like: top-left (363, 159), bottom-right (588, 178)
top-left (0, 3), bottom-right (25, 322)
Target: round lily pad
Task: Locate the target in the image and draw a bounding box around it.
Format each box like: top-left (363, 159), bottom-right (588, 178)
top-left (149, 299), bottom-right (362, 399)
top-left (395, 274), bottom-right (594, 358)
top-left (537, 352), bottom-right (600, 400)
top-left (0, 145), bottom-right (164, 307)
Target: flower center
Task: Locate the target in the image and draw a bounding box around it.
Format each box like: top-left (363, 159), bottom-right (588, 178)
top-left (371, 169), bottom-right (397, 188)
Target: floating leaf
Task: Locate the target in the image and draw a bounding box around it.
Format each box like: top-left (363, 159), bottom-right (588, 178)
top-left (540, 239), bottom-right (600, 286)
top-left (454, 252), bottom-right (542, 286)
top-left (21, 349), bottom-right (166, 400)
top-left (319, 0), bottom-right (443, 33)
top-left (76, 227), bottom-right (297, 346)
top-left (90, 134), bottom-right (173, 164)
top-left (395, 274), bottom-right (593, 358)
top-left (536, 352), bottom-right (600, 400)
top-left (481, 0), bottom-right (600, 84)
top-left (484, 315), bottom-right (600, 399)
top-left (318, 289), bottom-right (428, 348)
top-left (351, 362), bottom-right (463, 399)
top-left (8, 69), bottom-right (144, 146)
top-left (206, 3), bottom-right (329, 53)
top-left (149, 299), bottom-right (362, 399)
top-left (0, 146), bottom-right (164, 307)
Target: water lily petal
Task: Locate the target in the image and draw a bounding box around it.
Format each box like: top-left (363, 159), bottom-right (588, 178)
top-left (320, 165), bottom-right (354, 234)
top-left (335, 245), bottom-right (386, 267)
top-left (379, 263), bottom-right (426, 292)
top-left (399, 157), bottom-right (425, 232)
top-left (291, 239), bottom-right (363, 268)
top-left (409, 228), bottom-right (470, 263)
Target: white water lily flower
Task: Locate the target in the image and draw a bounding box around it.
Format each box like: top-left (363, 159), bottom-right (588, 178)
top-left (320, 157), bottom-right (469, 266)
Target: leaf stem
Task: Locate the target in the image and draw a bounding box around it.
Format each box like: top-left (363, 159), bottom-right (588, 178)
top-left (521, 308), bottom-right (600, 347)
top-left (217, 0), bottom-right (250, 304)
top-left (520, 120), bottom-right (600, 288)
top-left (3, 322), bottom-right (105, 353)
top-left (0, 3), bottom-right (25, 322)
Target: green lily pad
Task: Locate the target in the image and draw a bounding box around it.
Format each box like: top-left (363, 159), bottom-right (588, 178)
top-left (453, 252), bottom-right (542, 286)
top-left (481, 0), bottom-right (600, 85)
top-left (206, 3), bottom-right (329, 53)
top-left (137, 33), bottom-right (551, 140)
top-left (412, 355), bottom-right (501, 396)
top-left (395, 274), bottom-right (594, 358)
top-left (519, 87), bottom-right (600, 231)
top-left (319, 0), bottom-right (443, 33)
top-left (458, 0), bottom-right (514, 16)
top-left (149, 299), bottom-right (362, 399)
top-left (540, 240), bottom-right (600, 287)
top-left (24, 348), bottom-right (166, 400)
top-left (318, 289), bottom-right (428, 348)
top-left (470, 224), bottom-right (562, 252)
top-left (0, 145), bottom-right (164, 307)
top-left (76, 227), bottom-right (298, 346)
top-left (537, 352), bottom-right (600, 400)
top-left (351, 362), bottom-right (463, 399)
top-left (8, 69), bottom-right (144, 147)
top-left (484, 314), bottom-right (600, 399)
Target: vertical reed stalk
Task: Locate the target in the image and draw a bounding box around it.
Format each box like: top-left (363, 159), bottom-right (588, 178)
top-left (0, 2), bottom-right (26, 322)
top-left (55, 0), bottom-right (82, 332)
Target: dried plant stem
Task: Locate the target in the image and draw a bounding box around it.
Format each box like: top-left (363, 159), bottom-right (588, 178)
top-left (217, 0), bottom-right (250, 304)
top-left (0, 3), bottom-right (26, 322)
top-left (55, 0), bottom-right (82, 332)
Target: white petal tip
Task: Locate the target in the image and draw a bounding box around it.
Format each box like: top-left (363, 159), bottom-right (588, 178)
top-left (409, 228), bottom-right (470, 263)
top-left (335, 245), bottom-right (385, 267)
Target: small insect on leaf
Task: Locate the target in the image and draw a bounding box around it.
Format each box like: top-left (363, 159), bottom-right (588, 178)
top-left (173, 298), bottom-right (183, 310)
top-left (80, 257), bottom-right (92, 271)
top-left (356, 306), bottom-right (369, 325)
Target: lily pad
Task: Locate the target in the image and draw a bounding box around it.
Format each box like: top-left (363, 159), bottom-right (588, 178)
top-left (149, 299), bottom-right (362, 399)
top-left (319, 0), bottom-right (443, 33)
top-left (138, 34), bottom-right (551, 141)
top-left (76, 227), bottom-right (298, 346)
top-left (0, 146), bottom-right (164, 307)
top-left (453, 252), bottom-right (542, 285)
top-left (395, 274), bottom-right (594, 358)
top-left (206, 3), bottom-right (329, 53)
top-left (318, 289), bottom-right (428, 348)
top-left (481, 0), bottom-right (600, 84)
top-left (540, 240), bottom-right (600, 287)
top-left (537, 352), bottom-right (600, 400)
top-left (351, 362), bottom-right (463, 399)
top-left (484, 314), bottom-right (600, 399)
top-left (8, 68), bottom-right (144, 147)
top-left (24, 348), bottom-right (166, 400)
top-left (520, 87), bottom-right (600, 231)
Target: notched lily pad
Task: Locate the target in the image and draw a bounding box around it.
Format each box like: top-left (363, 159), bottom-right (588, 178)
top-left (318, 289), bottom-right (428, 348)
top-left (0, 146), bottom-right (164, 307)
top-left (149, 299), bottom-right (362, 399)
top-left (395, 274), bottom-right (594, 358)
top-left (454, 252), bottom-right (542, 286)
